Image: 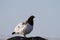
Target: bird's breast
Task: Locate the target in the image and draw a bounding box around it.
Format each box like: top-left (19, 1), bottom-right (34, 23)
top-left (22, 23), bottom-right (33, 34)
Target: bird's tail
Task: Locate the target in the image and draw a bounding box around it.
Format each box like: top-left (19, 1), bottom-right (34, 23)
top-left (12, 32), bottom-right (16, 35)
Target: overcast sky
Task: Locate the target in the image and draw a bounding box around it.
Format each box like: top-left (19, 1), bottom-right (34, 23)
top-left (0, 0), bottom-right (60, 38)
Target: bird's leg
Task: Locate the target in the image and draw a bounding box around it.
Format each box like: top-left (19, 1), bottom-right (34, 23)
top-left (24, 34), bottom-right (26, 38)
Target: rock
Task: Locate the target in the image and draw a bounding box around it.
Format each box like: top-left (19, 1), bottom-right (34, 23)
top-left (7, 36), bottom-right (47, 40)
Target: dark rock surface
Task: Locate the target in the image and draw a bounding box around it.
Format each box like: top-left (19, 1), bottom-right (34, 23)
top-left (7, 36), bottom-right (47, 40)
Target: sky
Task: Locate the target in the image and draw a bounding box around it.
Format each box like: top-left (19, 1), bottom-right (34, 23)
top-left (0, 0), bottom-right (60, 38)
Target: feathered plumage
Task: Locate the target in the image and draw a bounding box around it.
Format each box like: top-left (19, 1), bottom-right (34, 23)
top-left (12, 15), bottom-right (35, 37)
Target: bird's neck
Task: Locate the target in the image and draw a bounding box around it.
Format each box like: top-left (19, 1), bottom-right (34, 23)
top-left (26, 18), bottom-right (34, 26)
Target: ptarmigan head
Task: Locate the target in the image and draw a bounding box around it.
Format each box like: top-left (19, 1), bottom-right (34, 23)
top-left (26, 15), bottom-right (35, 26)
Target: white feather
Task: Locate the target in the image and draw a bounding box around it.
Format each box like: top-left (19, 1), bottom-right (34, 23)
top-left (14, 22), bottom-right (33, 35)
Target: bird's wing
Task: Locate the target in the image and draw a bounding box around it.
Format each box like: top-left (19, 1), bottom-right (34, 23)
top-left (14, 22), bottom-right (24, 32)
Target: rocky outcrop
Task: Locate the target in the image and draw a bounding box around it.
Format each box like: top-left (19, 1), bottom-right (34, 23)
top-left (7, 36), bottom-right (47, 40)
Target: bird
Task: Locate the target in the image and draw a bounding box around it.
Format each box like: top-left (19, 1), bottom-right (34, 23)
top-left (12, 15), bottom-right (35, 37)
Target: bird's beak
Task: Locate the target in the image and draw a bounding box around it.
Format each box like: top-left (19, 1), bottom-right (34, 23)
top-left (34, 16), bottom-right (35, 18)
top-left (12, 32), bottom-right (15, 35)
